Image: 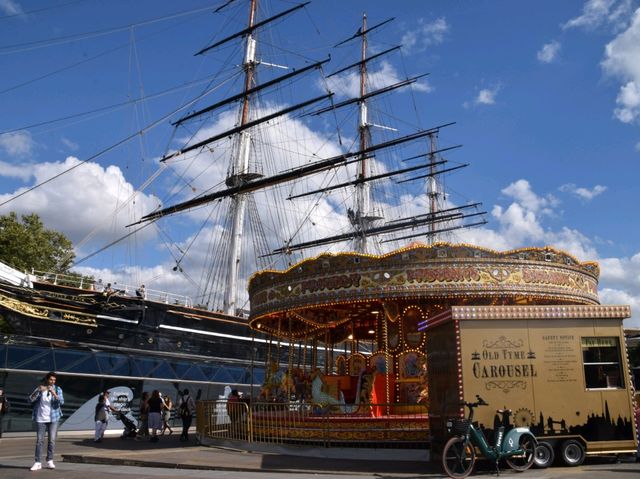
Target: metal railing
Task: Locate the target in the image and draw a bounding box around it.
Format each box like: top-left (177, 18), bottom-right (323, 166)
top-left (197, 400), bottom-right (429, 449)
top-left (31, 269), bottom-right (193, 307)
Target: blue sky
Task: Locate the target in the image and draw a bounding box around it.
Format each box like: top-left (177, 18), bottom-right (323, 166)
top-left (0, 0), bottom-right (639, 325)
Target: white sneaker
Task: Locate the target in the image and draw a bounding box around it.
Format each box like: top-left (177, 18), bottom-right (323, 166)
top-left (46, 460), bottom-right (55, 469)
top-left (30, 462), bottom-right (41, 471)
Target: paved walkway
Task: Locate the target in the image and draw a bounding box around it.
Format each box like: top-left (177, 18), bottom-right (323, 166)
top-left (0, 432), bottom-right (433, 475)
top-left (0, 432), bottom-right (637, 479)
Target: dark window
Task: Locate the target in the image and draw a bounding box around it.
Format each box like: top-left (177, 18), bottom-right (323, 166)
top-left (582, 337), bottom-right (623, 389)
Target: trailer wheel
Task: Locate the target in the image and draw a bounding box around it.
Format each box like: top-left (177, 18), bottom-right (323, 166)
top-left (559, 440), bottom-right (585, 467)
top-left (533, 442), bottom-right (554, 469)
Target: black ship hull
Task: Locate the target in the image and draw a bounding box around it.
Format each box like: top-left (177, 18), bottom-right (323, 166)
top-left (0, 281), bottom-right (269, 360)
top-left (0, 280), bottom-right (281, 434)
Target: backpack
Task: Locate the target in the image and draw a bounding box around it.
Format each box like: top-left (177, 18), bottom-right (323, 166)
top-left (179, 400), bottom-right (191, 418)
top-left (95, 403), bottom-right (107, 422)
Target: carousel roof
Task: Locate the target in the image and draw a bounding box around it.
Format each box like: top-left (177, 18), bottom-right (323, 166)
top-left (247, 243), bottom-right (600, 340)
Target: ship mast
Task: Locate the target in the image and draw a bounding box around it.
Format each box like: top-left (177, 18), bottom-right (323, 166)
top-left (224, 0), bottom-right (258, 316)
top-left (427, 132), bottom-right (439, 244)
top-left (351, 14), bottom-right (383, 254)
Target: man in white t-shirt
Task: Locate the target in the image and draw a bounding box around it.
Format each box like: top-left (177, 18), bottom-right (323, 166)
top-left (28, 372), bottom-right (64, 471)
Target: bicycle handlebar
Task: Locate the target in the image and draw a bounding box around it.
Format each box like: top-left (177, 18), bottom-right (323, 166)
top-left (462, 395), bottom-right (489, 409)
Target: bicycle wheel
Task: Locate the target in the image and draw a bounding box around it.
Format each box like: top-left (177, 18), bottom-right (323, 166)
top-left (505, 434), bottom-right (536, 471)
top-left (442, 436), bottom-right (476, 478)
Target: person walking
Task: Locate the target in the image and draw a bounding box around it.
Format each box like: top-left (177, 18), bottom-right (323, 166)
top-left (178, 389), bottom-right (196, 441)
top-left (136, 284), bottom-right (146, 299)
top-left (0, 388), bottom-right (9, 438)
top-left (226, 389), bottom-right (241, 424)
top-left (147, 390), bottom-right (163, 442)
top-left (161, 394), bottom-right (173, 435)
top-left (138, 391), bottom-right (150, 438)
top-left (28, 372), bottom-right (64, 471)
top-left (94, 391), bottom-right (116, 442)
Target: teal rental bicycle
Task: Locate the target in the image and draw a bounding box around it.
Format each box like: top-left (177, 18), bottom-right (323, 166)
top-left (442, 395), bottom-right (537, 478)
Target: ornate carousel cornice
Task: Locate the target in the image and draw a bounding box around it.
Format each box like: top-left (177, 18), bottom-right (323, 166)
top-left (248, 243), bottom-right (602, 336)
top-left (248, 242), bottom-right (600, 282)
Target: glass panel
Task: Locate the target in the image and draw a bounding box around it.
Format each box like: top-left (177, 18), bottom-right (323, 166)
top-left (134, 358), bottom-right (163, 377)
top-left (200, 365), bottom-right (220, 382)
top-left (95, 353), bottom-right (138, 377)
top-left (584, 364), bottom-right (623, 388)
top-left (582, 337), bottom-right (621, 363)
top-left (108, 359), bottom-right (138, 377)
top-left (148, 360), bottom-right (178, 379)
top-left (65, 354), bottom-right (100, 374)
top-left (224, 366), bottom-right (246, 383)
top-left (582, 336), bottom-right (623, 389)
top-left (181, 365), bottom-right (208, 381)
top-left (211, 368), bottom-right (232, 383)
top-left (169, 360), bottom-right (195, 378)
top-left (54, 349), bottom-right (94, 372)
top-left (252, 368), bottom-right (265, 385)
top-left (8, 346), bottom-right (53, 371)
top-left (8, 345), bottom-right (46, 368)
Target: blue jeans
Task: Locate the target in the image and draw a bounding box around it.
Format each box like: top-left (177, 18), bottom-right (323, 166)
top-left (35, 421), bottom-right (58, 462)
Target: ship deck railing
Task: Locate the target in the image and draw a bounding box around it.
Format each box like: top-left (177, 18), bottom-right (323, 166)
top-left (31, 269), bottom-right (193, 308)
top-left (196, 399), bottom-right (429, 449)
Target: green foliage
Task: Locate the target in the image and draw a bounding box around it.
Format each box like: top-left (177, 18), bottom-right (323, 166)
top-left (0, 212), bottom-right (75, 273)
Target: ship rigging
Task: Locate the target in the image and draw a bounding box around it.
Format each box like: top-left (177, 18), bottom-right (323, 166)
top-left (129, 0), bottom-right (486, 315)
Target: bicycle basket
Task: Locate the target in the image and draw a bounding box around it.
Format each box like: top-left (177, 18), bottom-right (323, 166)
top-left (448, 418), bottom-right (470, 435)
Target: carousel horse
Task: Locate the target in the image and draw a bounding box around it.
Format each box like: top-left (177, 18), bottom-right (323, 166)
top-left (310, 369), bottom-right (344, 410)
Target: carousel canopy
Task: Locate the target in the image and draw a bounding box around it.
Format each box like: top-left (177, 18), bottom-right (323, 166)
top-left (247, 243), bottom-right (600, 342)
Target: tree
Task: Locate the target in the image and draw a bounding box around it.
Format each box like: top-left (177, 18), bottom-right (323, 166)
top-left (0, 212), bottom-right (75, 273)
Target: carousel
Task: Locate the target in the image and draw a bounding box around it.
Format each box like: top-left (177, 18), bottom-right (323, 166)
top-left (244, 242), bottom-right (599, 446)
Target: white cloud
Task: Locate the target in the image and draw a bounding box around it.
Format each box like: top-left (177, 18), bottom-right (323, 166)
top-left (600, 288), bottom-right (640, 327)
top-left (501, 179), bottom-right (559, 215)
top-left (474, 85), bottom-right (501, 106)
top-left (401, 18), bottom-right (449, 53)
top-left (585, 253), bottom-right (640, 327)
top-left (563, 0), bottom-right (618, 30)
top-left (614, 81), bottom-right (640, 122)
top-left (559, 183), bottom-right (607, 200)
top-left (487, 179), bottom-right (558, 247)
top-left (0, 160), bottom-right (33, 181)
top-left (537, 40), bottom-right (561, 63)
top-left (635, 141), bottom-right (640, 151)
top-left (601, 7), bottom-right (640, 123)
top-left (0, 156), bottom-right (160, 247)
top-left (545, 226), bottom-right (599, 260)
top-left (0, 131), bottom-right (36, 156)
top-left (599, 252), bottom-right (640, 328)
top-left (474, 179), bottom-right (639, 326)
top-left (61, 137), bottom-right (79, 151)
top-left (0, 0), bottom-right (22, 16)
top-left (465, 179), bottom-right (601, 261)
top-left (326, 60), bottom-right (432, 100)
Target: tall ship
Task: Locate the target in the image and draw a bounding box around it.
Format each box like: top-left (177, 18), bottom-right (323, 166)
top-left (0, 0), bottom-right (486, 433)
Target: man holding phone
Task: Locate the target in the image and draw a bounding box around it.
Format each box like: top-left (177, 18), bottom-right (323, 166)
top-left (28, 372), bottom-right (64, 471)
